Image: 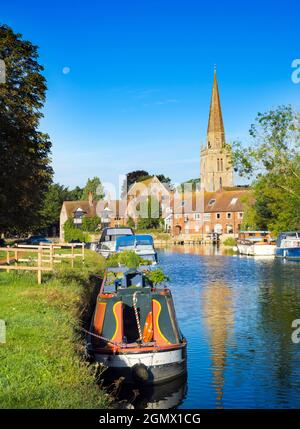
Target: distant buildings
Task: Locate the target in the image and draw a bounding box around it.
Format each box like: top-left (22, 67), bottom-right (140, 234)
top-left (60, 69), bottom-right (250, 240)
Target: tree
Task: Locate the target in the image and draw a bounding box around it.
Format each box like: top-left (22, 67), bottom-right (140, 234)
top-left (233, 105), bottom-right (300, 234)
top-left (0, 24), bottom-right (52, 233)
top-left (121, 170), bottom-right (149, 197)
top-left (81, 177), bottom-right (104, 201)
top-left (67, 186), bottom-right (83, 201)
top-left (40, 183), bottom-right (70, 231)
top-left (178, 178), bottom-right (201, 193)
top-left (137, 196), bottom-right (162, 230)
top-left (82, 215), bottom-right (101, 232)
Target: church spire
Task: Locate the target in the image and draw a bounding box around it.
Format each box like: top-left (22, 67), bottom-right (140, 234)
top-left (206, 67), bottom-right (225, 149)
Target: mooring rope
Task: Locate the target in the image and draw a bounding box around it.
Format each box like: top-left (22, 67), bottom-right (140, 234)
top-left (132, 291), bottom-right (143, 341)
top-left (80, 326), bottom-right (122, 348)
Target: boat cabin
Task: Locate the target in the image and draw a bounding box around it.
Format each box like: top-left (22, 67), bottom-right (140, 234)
top-left (238, 230), bottom-right (274, 244)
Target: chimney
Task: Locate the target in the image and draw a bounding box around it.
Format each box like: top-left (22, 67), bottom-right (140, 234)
top-left (88, 191), bottom-right (93, 207)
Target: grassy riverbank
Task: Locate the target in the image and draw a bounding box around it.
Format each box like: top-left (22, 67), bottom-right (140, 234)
top-left (0, 251), bottom-right (110, 409)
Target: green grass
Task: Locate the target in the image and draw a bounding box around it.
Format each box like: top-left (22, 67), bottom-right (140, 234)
top-left (0, 250), bottom-right (110, 409)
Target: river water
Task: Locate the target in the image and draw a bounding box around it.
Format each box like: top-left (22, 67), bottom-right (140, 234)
top-left (118, 246), bottom-right (300, 409)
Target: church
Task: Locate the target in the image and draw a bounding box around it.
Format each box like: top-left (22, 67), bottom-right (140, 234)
top-left (170, 68), bottom-right (250, 237)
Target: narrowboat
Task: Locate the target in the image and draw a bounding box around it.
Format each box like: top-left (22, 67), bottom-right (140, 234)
top-left (275, 232), bottom-right (300, 260)
top-left (86, 267), bottom-right (187, 385)
top-left (237, 230), bottom-right (276, 256)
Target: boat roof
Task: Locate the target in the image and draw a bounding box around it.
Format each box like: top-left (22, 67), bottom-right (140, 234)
top-left (102, 227), bottom-right (134, 236)
top-left (116, 234), bottom-right (154, 249)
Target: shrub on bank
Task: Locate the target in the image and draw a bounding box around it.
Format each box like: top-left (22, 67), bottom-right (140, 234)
top-left (63, 219), bottom-right (90, 242)
top-left (223, 237), bottom-right (237, 246)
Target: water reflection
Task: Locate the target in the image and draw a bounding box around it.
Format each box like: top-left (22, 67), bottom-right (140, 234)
top-left (157, 247), bottom-right (300, 409)
top-left (114, 376), bottom-right (187, 409)
top-left (202, 282), bottom-right (234, 408)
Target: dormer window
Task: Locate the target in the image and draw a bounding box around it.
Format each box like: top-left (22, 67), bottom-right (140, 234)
top-left (230, 198), bottom-right (238, 205)
top-left (208, 198), bottom-right (216, 206)
top-left (73, 208), bottom-right (84, 226)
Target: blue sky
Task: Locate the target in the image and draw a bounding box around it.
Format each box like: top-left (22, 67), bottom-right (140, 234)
top-left (1, 0), bottom-right (300, 192)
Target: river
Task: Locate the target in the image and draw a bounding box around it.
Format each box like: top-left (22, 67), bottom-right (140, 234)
top-left (118, 246), bottom-right (300, 409)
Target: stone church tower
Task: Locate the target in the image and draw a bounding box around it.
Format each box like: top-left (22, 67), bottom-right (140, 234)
top-left (200, 68), bottom-right (234, 191)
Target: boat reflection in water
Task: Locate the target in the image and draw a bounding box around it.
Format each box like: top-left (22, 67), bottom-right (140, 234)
top-left (113, 375), bottom-right (187, 409)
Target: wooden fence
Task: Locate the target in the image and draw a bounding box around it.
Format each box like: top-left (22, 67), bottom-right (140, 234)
top-left (0, 243), bottom-right (85, 284)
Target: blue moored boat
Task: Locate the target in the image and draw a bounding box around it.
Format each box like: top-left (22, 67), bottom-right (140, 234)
top-left (116, 235), bottom-right (158, 264)
top-left (275, 232), bottom-right (300, 260)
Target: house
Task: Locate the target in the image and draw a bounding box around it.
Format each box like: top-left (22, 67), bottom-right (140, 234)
top-left (171, 188), bottom-right (250, 237)
top-left (59, 192), bottom-right (127, 241)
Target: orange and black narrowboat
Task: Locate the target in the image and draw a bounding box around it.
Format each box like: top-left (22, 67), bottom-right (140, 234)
top-left (86, 268), bottom-right (187, 385)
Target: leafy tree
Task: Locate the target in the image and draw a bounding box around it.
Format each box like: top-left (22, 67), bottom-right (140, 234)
top-left (63, 219), bottom-right (89, 242)
top-left (121, 170), bottom-right (149, 197)
top-left (67, 186), bottom-right (84, 200)
top-left (126, 216), bottom-right (136, 229)
top-left (40, 183), bottom-right (69, 230)
top-left (178, 178), bottom-right (201, 193)
top-left (233, 105), bottom-right (300, 234)
top-left (136, 173), bottom-right (173, 189)
top-left (138, 196), bottom-right (162, 230)
top-left (0, 24), bottom-right (52, 233)
top-left (81, 177), bottom-right (104, 201)
top-left (82, 215), bottom-right (101, 232)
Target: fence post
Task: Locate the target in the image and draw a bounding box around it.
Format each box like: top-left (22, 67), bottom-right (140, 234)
top-left (82, 243), bottom-right (85, 264)
top-left (14, 248), bottom-right (18, 265)
top-left (6, 246), bottom-right (10, 273)
top-left (50, 243), bottom-right (53, 269)
top-left (71, 244), bottom-right (74, 268)
top-left (37, 246), bottom-right (42, 284)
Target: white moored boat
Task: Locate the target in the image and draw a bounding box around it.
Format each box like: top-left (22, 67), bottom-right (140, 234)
top-left (237, 231), bottom-right (276, 256)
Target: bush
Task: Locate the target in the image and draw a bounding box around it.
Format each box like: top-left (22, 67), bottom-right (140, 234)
top-left (81, 216), bottom-right (101, 232)
top-left (106, 250), bottom-right (149, 269)
top-left (63, 219), bottom-right (90, 242)
top-left (223, 237), bottom-right (237, 246)
top-left (145, 268), bottom-right (169, 285)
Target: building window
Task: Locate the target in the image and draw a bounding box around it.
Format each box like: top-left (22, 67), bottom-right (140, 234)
top-left (226, 224), bottom-right (233, 234)
top-left (217, 158), bottom-right (220, 171)
top-left (194, 213), bottom-right (201, 220)
top-left (184, 214), bottom-right (189, 222)
top-left (208, 198), bottom-right (216, 206)
top-left (204, 213), bottom-right (211, 222)
top-left (220, 158), bottom-right (223, 171)
top-left (216, 213), bottom-right (221, 219)
top-left (226, 212), bottom-right (232, 219)
top-left (238, 212), bottom-right (243, 219)
top-left (230, 197), bottom-right (238, 205)
top-left (73, 208), bottom-right (84, 228)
